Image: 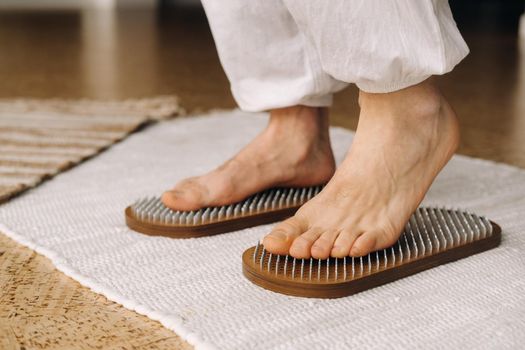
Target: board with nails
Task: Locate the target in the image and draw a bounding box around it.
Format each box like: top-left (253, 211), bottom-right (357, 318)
top-left (242, 207), bottom-right (501, 298)
top-left (125, 186), bottom-right (324, 238)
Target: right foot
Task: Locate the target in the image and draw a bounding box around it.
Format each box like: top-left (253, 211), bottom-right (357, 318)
top-left (262, 80), bottom-right (460, 259)
top-left (162, 106), bottom-right (336, 211)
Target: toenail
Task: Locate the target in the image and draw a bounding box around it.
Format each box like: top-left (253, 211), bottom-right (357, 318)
top-left (331, 246), bottom-right (344, 254)
top-left (311, 243), bottom-right (323, 251)
top-left (165, 191), bottom-right (179, 198)
top-left (350, 246), bottom-right (361, 256)
top-left (269, 231), bottom-right (287, 241)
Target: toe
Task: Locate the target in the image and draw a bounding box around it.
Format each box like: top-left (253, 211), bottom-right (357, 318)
top-left (310, 229), bottom-right (340, 259)
top-left (289, 227), bottom-right (323, 259)
top-left (161, 189), bottom-right (201, 211)
top-left (330, 229), bottom-right (361, 258)
top-left (349, 233), bottom-right (376, 257)
top-left (350, 228), bottom-right (398, 257)
top-left (162, 179), bottom-right (207, 211)
top-left (263, 216), bottom-right (306, 255)
top-left (161, 190), bottom-right (184, 210)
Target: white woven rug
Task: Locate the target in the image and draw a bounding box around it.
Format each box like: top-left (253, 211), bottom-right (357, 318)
top-left (1, 110), bottom-right (524, 349)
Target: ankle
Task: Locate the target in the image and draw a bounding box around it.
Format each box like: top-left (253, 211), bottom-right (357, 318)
top-left (358, 79), bottom-right (443, 120)
top-left (267, 106), bottom-right (329, 140)
top-left (248, 106), bottom-right (335, 175)
top-left (355, 79), bottom-right (460, 157)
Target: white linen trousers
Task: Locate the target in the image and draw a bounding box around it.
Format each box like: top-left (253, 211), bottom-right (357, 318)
top-left (201, 0), bottom-right (469, 112)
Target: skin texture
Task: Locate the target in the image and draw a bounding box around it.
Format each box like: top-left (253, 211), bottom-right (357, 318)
top-left (162, 106), bottom-right (335, 211)
top-left (163, 78), bottom-right (460, 258)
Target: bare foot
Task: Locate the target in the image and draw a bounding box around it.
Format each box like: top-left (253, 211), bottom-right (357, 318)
top-left (263, 79), bottom-right (460, 258)
top-left (162, 106), bottom-right (336, 211)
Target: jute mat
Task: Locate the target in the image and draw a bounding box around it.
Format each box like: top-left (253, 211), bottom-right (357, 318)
top-left (0, 110), bottom-right (523, 349)
top-left (0, 233), bottom-right (192, 350)
top-left (0, 96), bottom-right (181, 203)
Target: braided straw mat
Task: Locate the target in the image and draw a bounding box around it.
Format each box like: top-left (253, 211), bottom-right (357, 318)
top-left (0, 110), bottom-right (523, 349)
top-left (0, 97), bottom-right (180, 203)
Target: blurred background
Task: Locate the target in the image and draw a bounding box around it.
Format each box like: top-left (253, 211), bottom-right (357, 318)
top-left (0, 0), bottom-right (524, 165)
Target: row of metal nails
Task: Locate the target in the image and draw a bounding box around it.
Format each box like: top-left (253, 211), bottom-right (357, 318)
top-left (130, 186), bottom-right (323, 225)
top-left (252, 208), bottom-right (493, 281)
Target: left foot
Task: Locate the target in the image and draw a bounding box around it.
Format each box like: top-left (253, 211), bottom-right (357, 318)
top-left (263, 79), bottom-right (460, 258)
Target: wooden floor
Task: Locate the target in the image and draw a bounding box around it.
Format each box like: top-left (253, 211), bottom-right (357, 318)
top-left (0, 5), bottom-right (524, 349)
